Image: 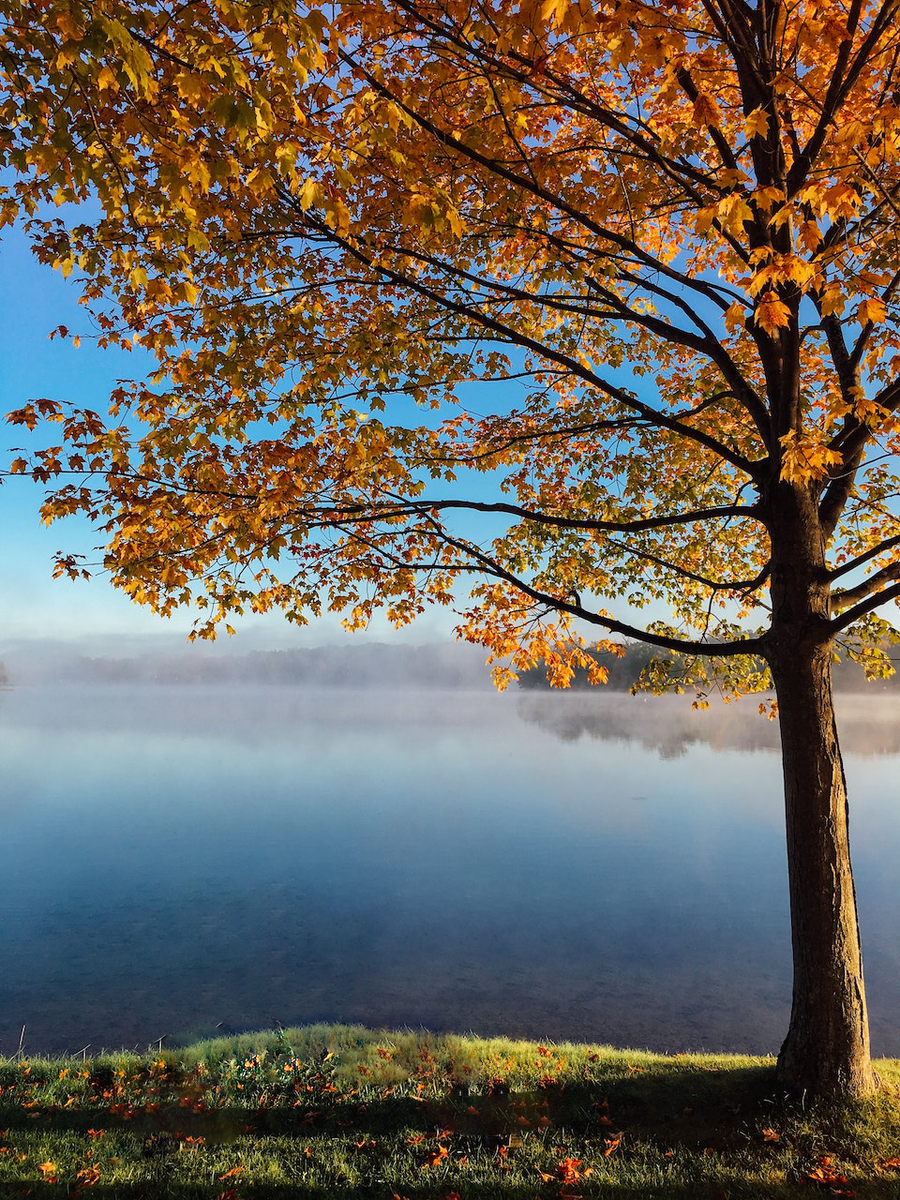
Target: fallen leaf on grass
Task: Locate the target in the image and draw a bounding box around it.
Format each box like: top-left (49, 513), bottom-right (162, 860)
top-left (803, 1155), bottom-right (854, 1195)
top-left (762, 1128), bottom-right (781, 1142)
top-left (423, 1144), bottom-right (448, 1167)
top-left (558, 1157), bottom-right (593, 1184)
top-left (71, 1166), bottom-right (101, 1192)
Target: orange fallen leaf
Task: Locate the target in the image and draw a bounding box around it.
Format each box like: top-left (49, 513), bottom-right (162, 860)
top-left (218, 1167), bottom-right (244, 1179)
top-left (558, 1157), bottom-right (592, 1183)
top-left (424, 1144), bottom-right (448, 1167)
top-left (604, 1136), bottom-right (621, 1156)
top-left (72, 1166), bottom-right (101, 1190)
top-left (762, 1127), bottom-right (781, 1142)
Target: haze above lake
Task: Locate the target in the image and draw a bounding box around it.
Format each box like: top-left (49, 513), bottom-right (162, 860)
top-left (1, 683), bottom-right (897, 1058)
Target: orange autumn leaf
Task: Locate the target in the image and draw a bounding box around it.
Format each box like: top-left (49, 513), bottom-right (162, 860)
top-left (754, 291), bottom-right (792, 336)
top-left (423, 1144), bottom-right (449, 1167)
top-left (72, 1165), bottom-right (101, 1189)
top-left (558, 1157), bottom-right (592, 1184)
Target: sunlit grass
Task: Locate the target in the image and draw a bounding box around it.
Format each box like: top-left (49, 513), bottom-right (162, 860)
top-left (0, 1024), bottom-right (898, 1196)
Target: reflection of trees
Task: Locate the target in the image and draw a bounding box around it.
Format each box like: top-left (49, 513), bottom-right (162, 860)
top-left (517, 694), bottom-right (900, 759)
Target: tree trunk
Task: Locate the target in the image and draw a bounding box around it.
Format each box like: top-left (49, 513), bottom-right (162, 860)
top-left (769, 638), bottom-right (876, 1097)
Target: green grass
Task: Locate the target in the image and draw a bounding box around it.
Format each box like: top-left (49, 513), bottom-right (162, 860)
top-left (0, 1025), bottom-right (898, 1197)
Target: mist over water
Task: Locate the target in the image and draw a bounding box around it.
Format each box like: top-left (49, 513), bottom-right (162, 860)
top-left (1, 683), bottom-right (897, 1058)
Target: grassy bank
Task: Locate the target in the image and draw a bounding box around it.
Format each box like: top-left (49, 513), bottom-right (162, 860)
top-left (0, 1025), bottom-right (898, 1197)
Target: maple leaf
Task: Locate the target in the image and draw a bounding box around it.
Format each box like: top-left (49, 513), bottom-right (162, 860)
top-left (744, 107), bottom-right (770, 139)
top-left (755, 291), bottom-right (792, 336)
top-left (692, 92), bottom-right (723, 128)
top-left (423, 1144), bottom-right (449, 1167)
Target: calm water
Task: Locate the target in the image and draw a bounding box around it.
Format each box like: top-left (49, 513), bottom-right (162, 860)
top-left (1, 685), bottom-right (898, 1058)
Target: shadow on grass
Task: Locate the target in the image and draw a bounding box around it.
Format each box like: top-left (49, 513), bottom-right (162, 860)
top-left (1, 1048), bottom-right (898, 1199)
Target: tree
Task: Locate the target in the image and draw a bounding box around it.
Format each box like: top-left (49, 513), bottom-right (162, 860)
top-left (3, 0), bottom-right (900, 1097)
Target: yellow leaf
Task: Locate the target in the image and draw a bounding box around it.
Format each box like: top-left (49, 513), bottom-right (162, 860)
top-left (818, 286), bottom-right (846, 317)
top-left (744, 107), bottom-right (769, 140)
top-left (754, 291), bottom-right (791, 336)
top-left (96, 65), bottom-right (119, 92)
top-left (856, 296), bottom-right (887, 325)
top-left (446, 206), bottom-right (463, 238)
top-left (298, 177), bottom-right (322, 212)
top-left (797, 220), bottom-right (821, 255)
top-left (724, 302), bottom-right (745, 333)
top-left (692, 92), bottom-right (722, 129)
top-left (540, 0), bottom-right (569, 28)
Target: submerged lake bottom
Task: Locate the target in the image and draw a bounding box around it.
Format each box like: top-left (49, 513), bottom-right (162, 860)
top-left (1, 684), bottom-right (898, 1059)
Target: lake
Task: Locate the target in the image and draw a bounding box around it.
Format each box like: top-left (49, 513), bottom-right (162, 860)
top-left (1, 684), bottom-right (898, 1058)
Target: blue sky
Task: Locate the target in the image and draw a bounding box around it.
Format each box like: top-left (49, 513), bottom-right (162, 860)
top-left (0, 225), bottom-right (458, 651)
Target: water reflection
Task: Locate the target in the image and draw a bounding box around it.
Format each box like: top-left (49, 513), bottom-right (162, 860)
top-left (0, 686), bottom-right (896, 1059)
top-left (518, 690), bottom-right (900, 758)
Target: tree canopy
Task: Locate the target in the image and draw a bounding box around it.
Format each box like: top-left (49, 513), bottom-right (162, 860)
top-left (3, 0), bottom-right (900, 1096)
top-left (2, 0), bottom-right (897, 688)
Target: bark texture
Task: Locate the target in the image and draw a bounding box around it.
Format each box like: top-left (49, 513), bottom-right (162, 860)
top-left (767, 488), bottom-right (876, 1097)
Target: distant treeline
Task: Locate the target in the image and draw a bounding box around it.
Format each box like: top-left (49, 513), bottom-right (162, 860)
top-left (517, 642), bottom-right (900, 693)
top-left (12, 642), bottom-right (490, 688)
